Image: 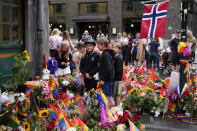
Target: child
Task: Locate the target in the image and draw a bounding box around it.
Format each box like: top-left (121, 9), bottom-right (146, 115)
top-left (97, 37), bottom-right (115, 103)
top-left (73, 43), bottom-right (85, 87)
top-left (112, 43), bottom-right (123, 106)
top-left (80, 36), bottom-right (100, 92)
top-left (55, 41), bottom-right (72, 77)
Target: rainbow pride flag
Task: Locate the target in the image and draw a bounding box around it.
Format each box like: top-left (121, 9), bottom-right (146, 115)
top-left (128, 119), bottom-right (139, 131)
top-left (74, 94), bottom-right (81, 105)
top-left (184, 63), bottom-right (190, 73)
top-left (77, 117), bottom-right (90, 131)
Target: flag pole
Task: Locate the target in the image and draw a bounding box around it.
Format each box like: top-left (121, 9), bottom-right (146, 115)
top-left (141, 0), bottom-right (156, 4)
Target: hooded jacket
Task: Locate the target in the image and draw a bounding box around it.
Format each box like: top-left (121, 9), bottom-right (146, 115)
top-left (99, 49), bottom-right (115, 82)
top-left (114, 54), bottom-right (123, 81)
top-left (80, 51), bottom-right (100, 77)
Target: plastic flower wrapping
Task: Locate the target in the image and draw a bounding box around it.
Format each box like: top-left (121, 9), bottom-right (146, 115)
top-left (178, 42), bottom-right (191, 56)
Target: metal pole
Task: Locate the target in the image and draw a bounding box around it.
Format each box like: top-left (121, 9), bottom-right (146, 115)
top-left (180, 0), bottom-right (188, 92)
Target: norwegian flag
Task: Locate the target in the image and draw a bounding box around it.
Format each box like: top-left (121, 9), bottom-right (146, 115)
top-left (140, 1), bottom-right (168, 38)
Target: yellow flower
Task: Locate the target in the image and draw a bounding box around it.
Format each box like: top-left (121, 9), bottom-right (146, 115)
top-left (26, 55), bottom-right (30, 62)
top-left (39, 110), bottom-right (49, 118)
top-left (23, 50), bottom-right (28, 56)
top-left (146, 87), bottom-right (153, 92)
top-left (23, 121), bottom-right (30, 131)
top-left (130, 88), bottom-right (137, 93)
top-left (23, 50), bottom-right (30, 62)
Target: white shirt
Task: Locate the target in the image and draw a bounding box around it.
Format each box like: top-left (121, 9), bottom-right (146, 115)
top-left (49, 35), bottom-right (63, 49)
top-left (121, 37), bottom-right (129, 46)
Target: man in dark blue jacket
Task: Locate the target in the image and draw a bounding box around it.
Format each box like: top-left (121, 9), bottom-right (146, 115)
top-left (80, 36), bottom-right (100, 92)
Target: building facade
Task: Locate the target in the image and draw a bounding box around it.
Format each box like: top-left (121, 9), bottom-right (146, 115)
top-left (0, 0), bottom-right (49, 83)
top-left (49, 0), bottom-right (197, 41)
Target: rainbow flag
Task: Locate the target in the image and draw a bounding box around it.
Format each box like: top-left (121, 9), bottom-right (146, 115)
top-left (49, 79), bottom-right (58, 99)
top-left (72, 117), bottom-right (79, 128)
top-left (100, 92), bottom-right (108, 110)
top-left (138, 64), bottom-right (145, 73)
top-left (60, 101), bottom-right (68, 111)
top-left (86, 96), bottom-right (91, 104)
top-left (77, 117), bottom-right (89, 131)
top-left (32, 97), bottom-right (40, 113)
top-left (184, 63), bottom-right (190, 73)
top-left (164, 77), bottom-right (170, 89)
top-left (187, 72), bottom-right (192, 86)
top-left (58, 113), bottom-right (69, 129)
top-left (180, 59), bottom-right (188, 63)
top-left (181, 83), bottom-right (191, 98)
top-left (107, 111), bottom-right (116, 122)
top-left (74, 94), bottom-right (81, 105)
top-left (169, 102), bottom-right (176, 112)
top-left (161, 55), bottom-right (164, 65)
top-left (76, 98), bottom-right (85, 114)
top-left (49, 76), bottom-right (59, 90)
top-left (145, 77), bottom-right (152, 85)
top-left (66, 89), bottom-right (72, 99)
top-left (128, 119), bottom-right (139, 131)
top-left (50, 108), bottom-right (57, 120)
top-left (122, 70), bottom-right (127, 82)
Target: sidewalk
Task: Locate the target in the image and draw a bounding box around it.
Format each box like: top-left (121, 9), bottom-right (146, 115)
top-left (140, 114), bottom-right (197, 131)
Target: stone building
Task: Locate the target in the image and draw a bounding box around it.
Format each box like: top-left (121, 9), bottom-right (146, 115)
top-left (0, 0), bottom-right (49, 83)
top-left (49, 0), bottom-right (197, 41)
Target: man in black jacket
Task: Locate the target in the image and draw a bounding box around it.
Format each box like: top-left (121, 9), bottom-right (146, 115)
top-left (169, 30), bottom-right (181, 72)
top-left (97, 37), bottom-right (115, 99)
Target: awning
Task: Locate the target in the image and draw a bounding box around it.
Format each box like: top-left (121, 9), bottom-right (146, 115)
top-left (73, 15), bottom-right (110, 22)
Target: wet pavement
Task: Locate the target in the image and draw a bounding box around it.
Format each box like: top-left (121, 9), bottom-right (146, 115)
top-left (140, 114), bottom-right (197, 131)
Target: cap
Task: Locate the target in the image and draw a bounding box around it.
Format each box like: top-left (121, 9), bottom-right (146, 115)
top-left (84, 36), bottom-right (96, 46)
top-left (176, 30), bottom-right (182, 33)
top-left (83, 30), bottom-right (88, 35)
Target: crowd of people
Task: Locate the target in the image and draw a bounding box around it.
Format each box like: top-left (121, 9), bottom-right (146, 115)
top-left (49, 28), bottom-right (196, 107)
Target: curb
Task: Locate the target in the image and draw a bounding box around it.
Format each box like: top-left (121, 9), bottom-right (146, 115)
top-left (144, 124), bottom-right (196, 131)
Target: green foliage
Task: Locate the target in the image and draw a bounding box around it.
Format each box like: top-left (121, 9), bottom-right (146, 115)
top-left (3, 51), bottom-right (30, 90)
top-left (123, 88), bottom-right (167, 113)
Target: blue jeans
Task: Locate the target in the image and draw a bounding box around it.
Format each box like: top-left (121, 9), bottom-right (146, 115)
top-left (101, 82), bottom-right (113, 97)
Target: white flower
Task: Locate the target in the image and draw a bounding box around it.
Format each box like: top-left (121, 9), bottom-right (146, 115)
top-left (62, 80), bottom-right (70, 86)
top-left (67, 127), bottom-right (76, 131)
top-left (69, 93), bottom-right (74, 98)
top-left (117, 124), bottom-right (126, 131)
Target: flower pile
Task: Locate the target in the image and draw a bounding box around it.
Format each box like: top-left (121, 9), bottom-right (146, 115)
top-left (1, 51), bottom-right (197, 130)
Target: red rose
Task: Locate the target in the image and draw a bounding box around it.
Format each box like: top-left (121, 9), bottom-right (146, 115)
top-left (133, 114), bottom-right (140, 121)
top-left (83, 117), bottom-right (87, 123)
top-left (132, 118), bottom-right (138, 122)
top-left (47, 125), bottom-right (53, 131)
top-left (47, 120), bottom-right (55, 131)
top-left (172, 115), bottom-right (177, 118)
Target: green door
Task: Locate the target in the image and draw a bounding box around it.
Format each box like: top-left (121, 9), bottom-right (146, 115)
top-left (0, 0), bottom-right (23, 84)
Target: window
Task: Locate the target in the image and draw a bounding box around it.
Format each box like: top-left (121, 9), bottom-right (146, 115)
top-left (0, 0), bottom-right (22, 43)
top-left (79, 2), bottom-right (108, 16)
top-left (122, 0), bottom-right (155, 18)
top-left (49, 4), bottom-right (66, 16)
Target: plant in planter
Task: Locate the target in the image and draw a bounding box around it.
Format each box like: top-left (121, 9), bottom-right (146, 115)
top-left (3, 50), bottom-right (30, 92)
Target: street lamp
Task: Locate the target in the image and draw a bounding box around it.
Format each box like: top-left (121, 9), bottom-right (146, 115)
top-left (181, 0), bottom-right (188, 42)
top-left (181, 0), bottom-right (193, 42)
